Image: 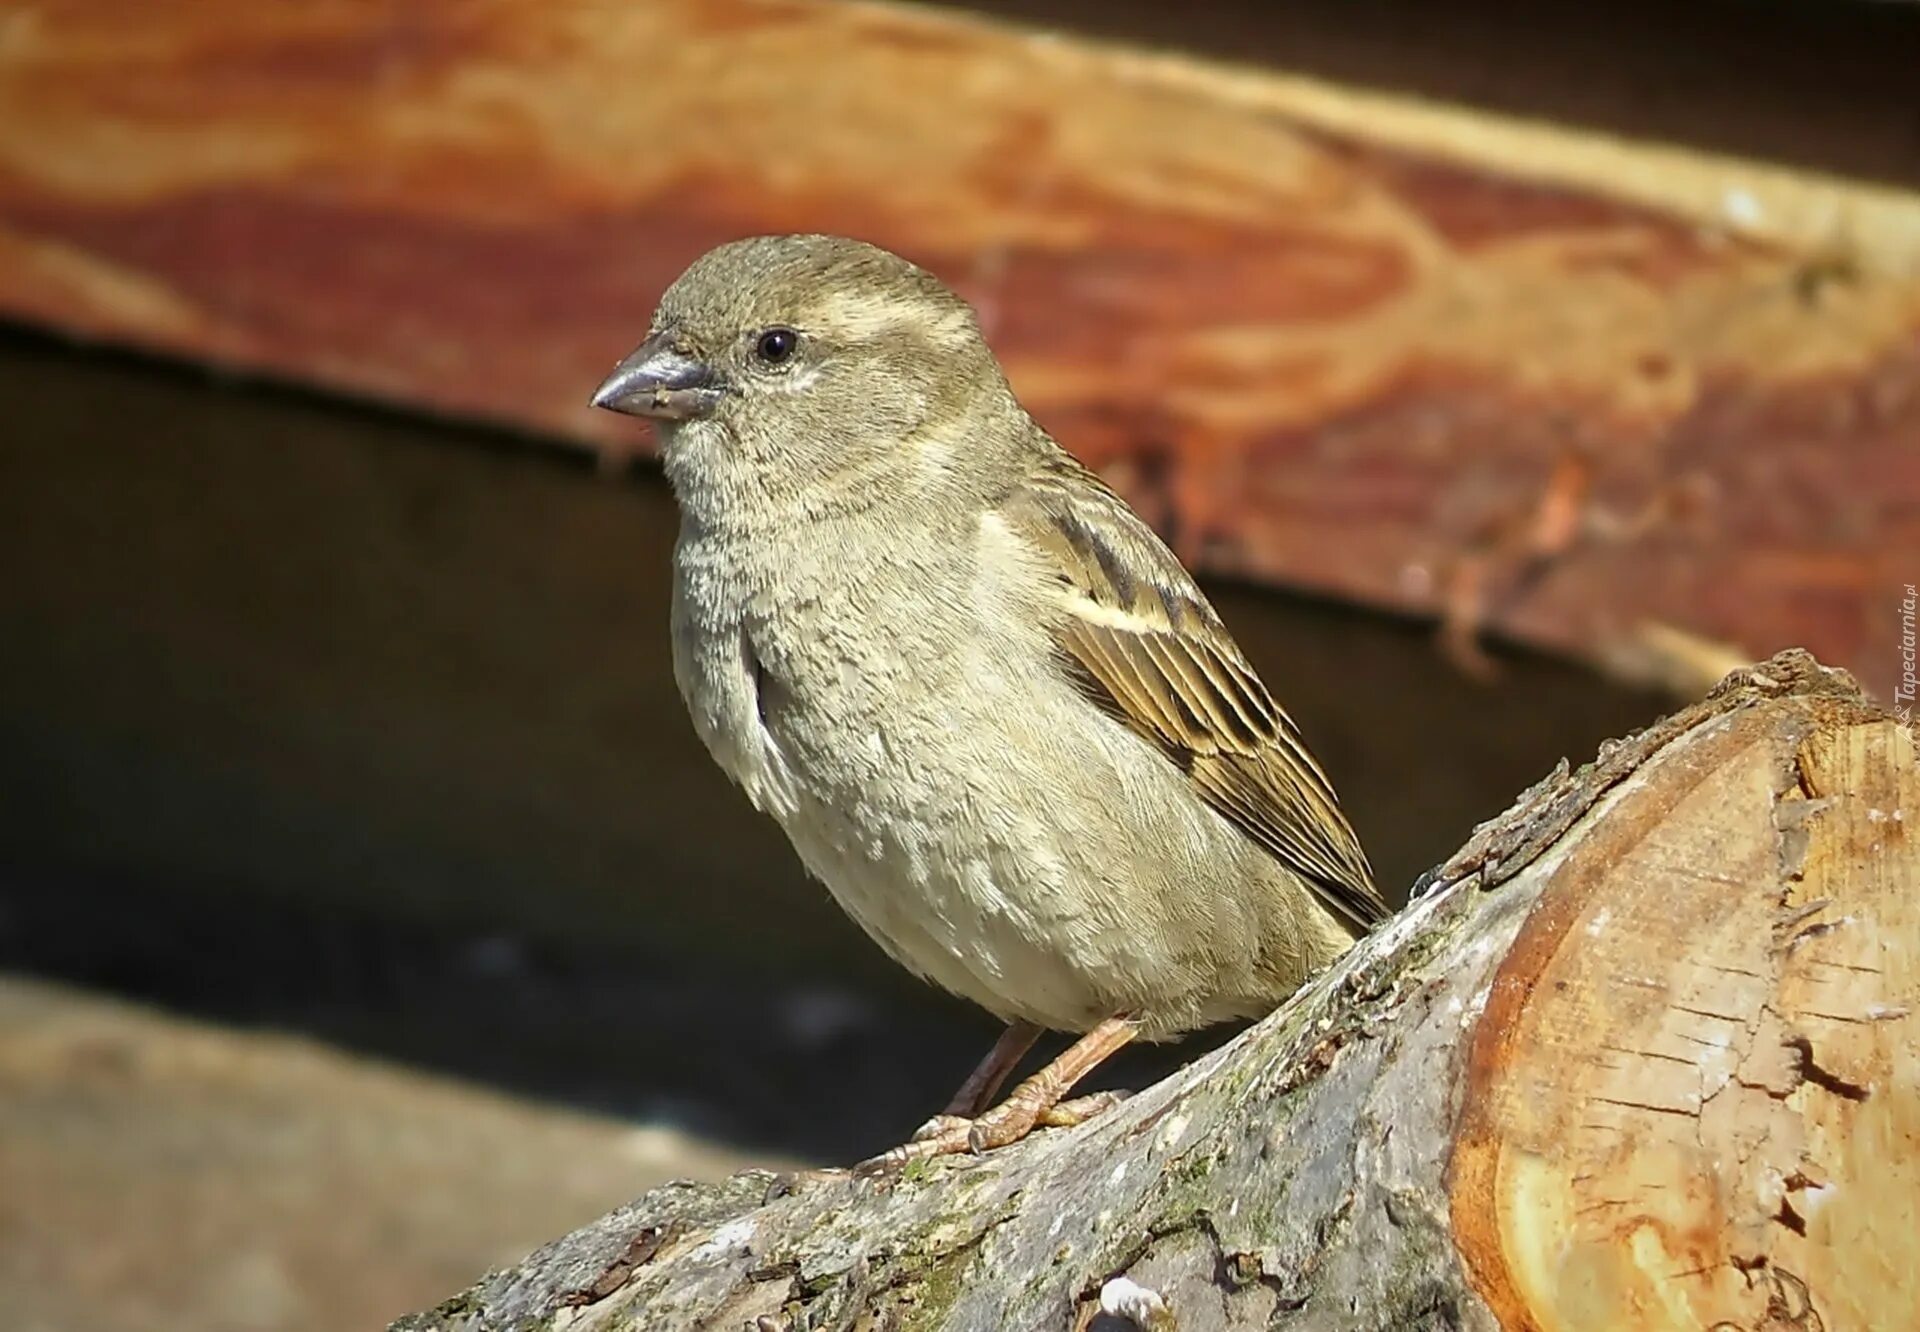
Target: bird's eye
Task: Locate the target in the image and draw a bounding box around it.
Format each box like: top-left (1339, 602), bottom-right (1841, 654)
top-left (755, 328), bottom-right (798, 365)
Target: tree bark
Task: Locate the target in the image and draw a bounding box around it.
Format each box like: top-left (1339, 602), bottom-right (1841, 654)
top-left (390, 649), bottom-right (1918, 1332)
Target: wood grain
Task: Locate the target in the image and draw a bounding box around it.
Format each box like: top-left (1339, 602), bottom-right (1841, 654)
top-left (1, 0), bottom-right (1917, 696)
top-left (1451, 701), bottom-right (1918, 1329)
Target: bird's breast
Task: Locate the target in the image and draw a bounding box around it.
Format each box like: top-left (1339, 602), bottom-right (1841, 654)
top-left (670, 518), bottom-right (967, 805)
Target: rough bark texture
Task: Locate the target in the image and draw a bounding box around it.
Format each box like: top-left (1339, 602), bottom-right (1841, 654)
top-left (390, 649), bottom-right (1918, 1332)
top-left (2, 2), bottom-right (1918, 700)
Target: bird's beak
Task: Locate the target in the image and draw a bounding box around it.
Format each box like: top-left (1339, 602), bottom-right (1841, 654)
top-left (590, 329), bottom-right (724, 421)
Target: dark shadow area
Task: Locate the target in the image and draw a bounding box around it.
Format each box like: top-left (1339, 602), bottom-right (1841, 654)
top-left (0, 326), bottom-right (1667, 1160)
top-left (943, 0), bottom-right (1920, 188)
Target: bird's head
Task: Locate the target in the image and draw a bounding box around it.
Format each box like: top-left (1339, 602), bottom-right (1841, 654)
top-left (592, 235), bottom-right (1018, 512)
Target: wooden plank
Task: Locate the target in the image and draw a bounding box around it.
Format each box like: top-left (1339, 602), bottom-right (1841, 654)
top-left (1, 0), bottom-right (1916, 699)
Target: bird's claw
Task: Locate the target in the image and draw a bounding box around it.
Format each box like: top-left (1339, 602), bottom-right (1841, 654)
top-left (910, 1113), bottom-right (973, 1143)
top-left (856, 1086), bottom-right (1132, 1174)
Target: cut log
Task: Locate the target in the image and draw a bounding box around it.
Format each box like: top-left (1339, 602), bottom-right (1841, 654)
top-left (1, 3), bottom-right (1917, 700)
top-left (390, 649), bottom-right (1918, 1332)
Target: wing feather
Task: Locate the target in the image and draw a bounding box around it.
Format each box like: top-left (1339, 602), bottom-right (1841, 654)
top-left (999, 450), bottom-right (1388, 932)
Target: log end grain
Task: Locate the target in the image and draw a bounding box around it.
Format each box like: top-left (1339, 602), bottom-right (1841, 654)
top-left (1451, 690), bottom-right (1917, 1330)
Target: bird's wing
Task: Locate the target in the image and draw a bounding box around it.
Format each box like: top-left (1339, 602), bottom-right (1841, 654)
top-left (996, 450), bottom-right (1388, 932)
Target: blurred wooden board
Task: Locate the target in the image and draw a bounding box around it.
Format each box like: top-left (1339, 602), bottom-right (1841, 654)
top-left (0, 975), bottom-right (776, 1332)
top-left (1, 0), bottom-right (1917, 698)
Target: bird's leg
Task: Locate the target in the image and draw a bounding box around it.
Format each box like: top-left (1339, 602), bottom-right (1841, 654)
top-left (909, 1019), bottom-right (1044, 1143)
top-left (950, 1021), bottom-right (1044, 1114)
top-left (867, 1015), bottom-right (1137, 1170)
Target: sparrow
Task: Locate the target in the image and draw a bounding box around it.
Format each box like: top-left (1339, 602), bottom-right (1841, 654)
top-left (593, 235), bottom-right (1386, 1166)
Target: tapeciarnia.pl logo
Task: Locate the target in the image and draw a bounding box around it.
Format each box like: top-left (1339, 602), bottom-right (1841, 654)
top-left (1898, 583), bottom-right (1917, 724)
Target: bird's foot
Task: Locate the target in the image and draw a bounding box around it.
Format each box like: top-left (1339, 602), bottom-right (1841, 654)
top-left (858, 1015), bottom-right (1140, 1176)
top-left (859, 1088), bottom-right (1129, 1174)
top-left (909, 1113), bottom-right (974, 1143)
top-left (856, 1094), bottom-right (1036, 1173)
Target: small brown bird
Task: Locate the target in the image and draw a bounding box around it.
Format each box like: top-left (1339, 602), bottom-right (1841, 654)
top-left (593, 235), bottom-right (1386, 1166)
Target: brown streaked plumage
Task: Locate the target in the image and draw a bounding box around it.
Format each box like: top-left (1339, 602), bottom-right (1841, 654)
top-left (1000, 449), bottom-right (1386, 935)
top-left (592, 234), bottom-right (1384, 1168)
